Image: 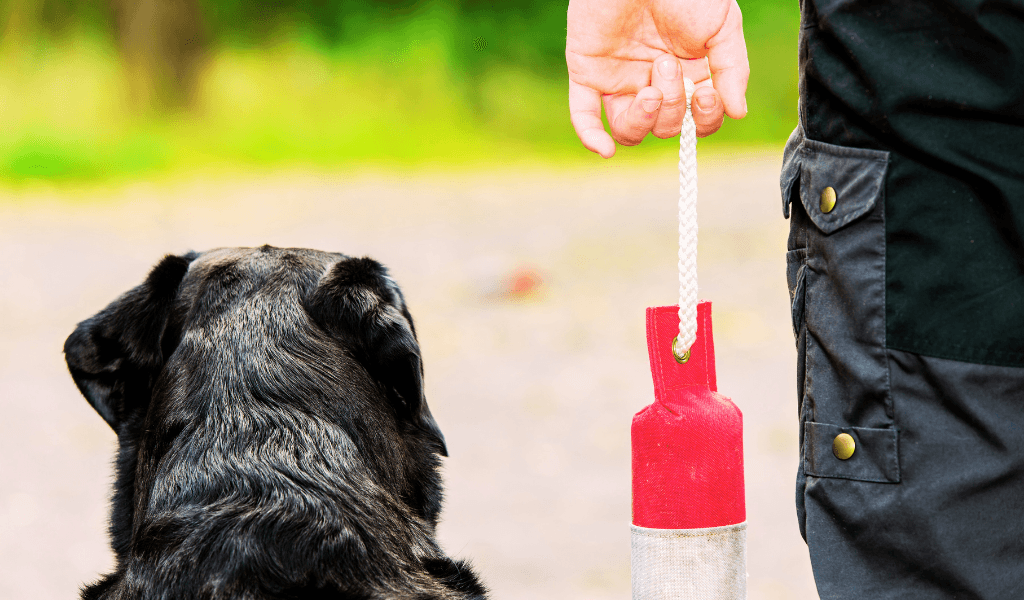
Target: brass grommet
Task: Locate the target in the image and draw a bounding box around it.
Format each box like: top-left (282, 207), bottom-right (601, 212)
top-left (820, 186), bottom-right (837, 213)
top-left (671, 336), bottom-right (690, 364)
top-left (833, 433), bottom-right (856, 460)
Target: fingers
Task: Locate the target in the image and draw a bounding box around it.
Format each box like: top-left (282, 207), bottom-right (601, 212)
top-left (651, 54), bottom-right (721, 138)
top-left (651, 56), bottom-right (684, 139)
top-left (607, 86), bottom-right (663, 147)
top-left (706, 1), bottom-right (750, 119)
top-left (569, 80), bottom-right (616, 158)
top-left (569, 79), bottom-right (666, 157)
top-left (692, 82), bottom-right (725, 137)
top-left (569, 18), bottom-right (744, 158)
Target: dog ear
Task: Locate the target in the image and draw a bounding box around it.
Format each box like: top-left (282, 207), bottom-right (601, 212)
top-left (64, 253), bottom-right (195, 432)
top-left (306, 256), bottom-right (447, 456)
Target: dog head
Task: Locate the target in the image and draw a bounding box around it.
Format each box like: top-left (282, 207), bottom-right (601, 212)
top-left (64, 246), bottom-right (449, 542)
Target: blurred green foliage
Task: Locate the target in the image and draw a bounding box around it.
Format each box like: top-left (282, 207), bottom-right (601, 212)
top-left (0, 0), bottom-right (798, 182)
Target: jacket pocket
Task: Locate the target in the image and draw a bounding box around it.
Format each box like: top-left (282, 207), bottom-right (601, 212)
top-left (782, 131), bottom-right (896, 488)
top-left (803, 421), bottom-right (900, 483)
top-left (784, 137), bottom-right (889, 235)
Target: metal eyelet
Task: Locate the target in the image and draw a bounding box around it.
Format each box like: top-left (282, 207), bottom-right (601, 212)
top-left (671, 336), bottom-right (691, 364)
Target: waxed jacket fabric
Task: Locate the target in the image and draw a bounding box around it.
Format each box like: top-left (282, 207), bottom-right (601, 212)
top-left (784, 127), bottom-right (1024, 598)
top-left (798, 0), bottom-right (1024, 368)
top-left (784, 0), bottom-right (1024, 597)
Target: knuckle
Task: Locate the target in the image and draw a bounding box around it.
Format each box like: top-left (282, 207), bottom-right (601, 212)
top-left (612, 129), bottom-right (645, 146)
top-left (696, 122), bottom-right (724, 138)
top-left (611, 117), bottom-right (652, 145)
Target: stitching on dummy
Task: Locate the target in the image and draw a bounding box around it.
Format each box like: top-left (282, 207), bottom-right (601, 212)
top-left (632, 522), bottom-right (747, 538)
top-left (654, 317), bottom-right (665, 395)
top-left (701, 307), bottom-right (710, 388)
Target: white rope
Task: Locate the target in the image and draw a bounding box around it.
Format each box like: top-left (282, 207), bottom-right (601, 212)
top-left (673, 78), bottom-right (698, 362)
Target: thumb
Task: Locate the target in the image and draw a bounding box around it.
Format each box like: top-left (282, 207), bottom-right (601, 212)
top-left (706, 1), bottom-right (749, 119)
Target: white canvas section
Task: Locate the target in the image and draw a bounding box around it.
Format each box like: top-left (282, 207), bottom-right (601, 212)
top-left (631, 522), bottom-right (747, 600)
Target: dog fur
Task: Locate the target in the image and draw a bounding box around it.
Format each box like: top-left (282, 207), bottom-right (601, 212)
top-left (64, 246), bottom-right (486, 600)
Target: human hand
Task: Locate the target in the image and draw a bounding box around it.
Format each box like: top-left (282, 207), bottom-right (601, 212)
top-left (566, 0), bottom-right (749, 157)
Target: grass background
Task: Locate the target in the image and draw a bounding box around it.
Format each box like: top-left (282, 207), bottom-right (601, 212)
top-left (0, 0), bottom-right (799, 183)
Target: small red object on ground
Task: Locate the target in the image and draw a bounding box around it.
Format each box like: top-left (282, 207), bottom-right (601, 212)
top-left (500, 267), bottom-right (542, 299)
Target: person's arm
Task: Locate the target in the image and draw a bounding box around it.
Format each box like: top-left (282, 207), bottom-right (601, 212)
top-left (566, 0), bottom-right (749, 158)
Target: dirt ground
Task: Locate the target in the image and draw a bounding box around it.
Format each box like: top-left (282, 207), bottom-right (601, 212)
top-left (0, 152), bottom-right (819, 599)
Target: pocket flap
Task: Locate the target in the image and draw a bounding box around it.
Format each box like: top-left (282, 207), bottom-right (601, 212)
top-left (787, 137), bottom-right (889, 234)
top-left (803, 421), bottom-right (900, 483)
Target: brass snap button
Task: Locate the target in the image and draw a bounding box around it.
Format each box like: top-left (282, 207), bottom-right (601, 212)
top-left (820, 187), bottom-right (837, 213)
top-left (833, 433), bottom-right (855, 460)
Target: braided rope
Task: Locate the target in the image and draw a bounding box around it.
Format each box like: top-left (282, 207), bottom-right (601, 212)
top-left (672, 78), bottom-right (698, 362)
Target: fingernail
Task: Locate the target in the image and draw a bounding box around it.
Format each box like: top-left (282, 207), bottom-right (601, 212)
top-left (695, 94), bottom-right (715, 111)
top-left (657, 59), bottom-right (679, 79)
top-left (642, 99), bottom-right (662, 113)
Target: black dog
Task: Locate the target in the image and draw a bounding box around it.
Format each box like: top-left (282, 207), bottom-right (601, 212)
top-left (65, 246), bottom-right (486, 600)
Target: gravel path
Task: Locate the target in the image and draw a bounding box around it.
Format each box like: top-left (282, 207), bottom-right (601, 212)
top-left (0, 152), bottom-right (817, 599)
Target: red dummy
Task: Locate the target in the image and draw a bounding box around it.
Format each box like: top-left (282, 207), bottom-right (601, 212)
top-left (632, 302), bottom-right (745, 529)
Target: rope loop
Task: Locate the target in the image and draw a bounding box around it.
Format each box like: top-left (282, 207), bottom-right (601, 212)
top-left (673, 78), bottom-right (698, 363)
